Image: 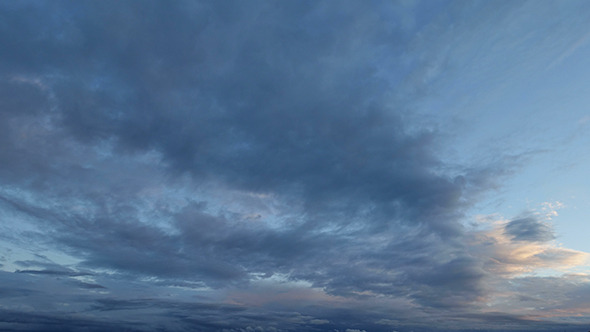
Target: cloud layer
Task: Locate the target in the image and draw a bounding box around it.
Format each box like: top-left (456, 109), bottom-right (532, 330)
top-left (1, 1), bottom-right (590, 331)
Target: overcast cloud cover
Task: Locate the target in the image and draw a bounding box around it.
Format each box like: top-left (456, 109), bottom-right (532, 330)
top-left (2, 1), bottom-right (590, 331)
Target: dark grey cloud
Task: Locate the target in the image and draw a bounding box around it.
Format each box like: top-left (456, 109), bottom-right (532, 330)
top-left (0, 0), bottom-right (480, 285)
top-left (16, 269), bottom-right (92, 277)
top-left (504, 217), bottom-right (555, 242)
top-left (1, 0), bottom-right (467, 233)
top-left (0, 309), bottom-right (149, 332)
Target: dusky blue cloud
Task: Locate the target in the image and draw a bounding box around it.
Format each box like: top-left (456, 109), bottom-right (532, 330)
top-left (1, 1), bottom-right (590, 331)
top-left (505, 217), bottom-right (555, 242)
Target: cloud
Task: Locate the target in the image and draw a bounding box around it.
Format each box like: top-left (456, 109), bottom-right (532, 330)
top-left (16, 269), bottom-right (92, 277)
top-left (504, 217), bottom-right (555, 242)
top-left (1, 1), bottom-right (590, 331)
top-left (0, 0), bottom-right (482, 291)
top-left (470, 216), bottom-right (588, 276)
top-left (2, 1), bottom-right (469, 233)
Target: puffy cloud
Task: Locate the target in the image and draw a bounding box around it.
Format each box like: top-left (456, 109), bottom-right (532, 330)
top-left (504, 217), bottom-right (555, 242)
top-left (470, 216), bottom-right (589, 276)
top-left (0, 0), bottom-right (479, 295)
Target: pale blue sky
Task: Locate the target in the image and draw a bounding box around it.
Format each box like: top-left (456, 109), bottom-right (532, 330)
top-left (381, 0), bottom-right (590, 254)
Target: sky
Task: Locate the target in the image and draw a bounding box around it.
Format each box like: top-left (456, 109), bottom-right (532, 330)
top-left (1, 1), bottom-right (590, 331)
